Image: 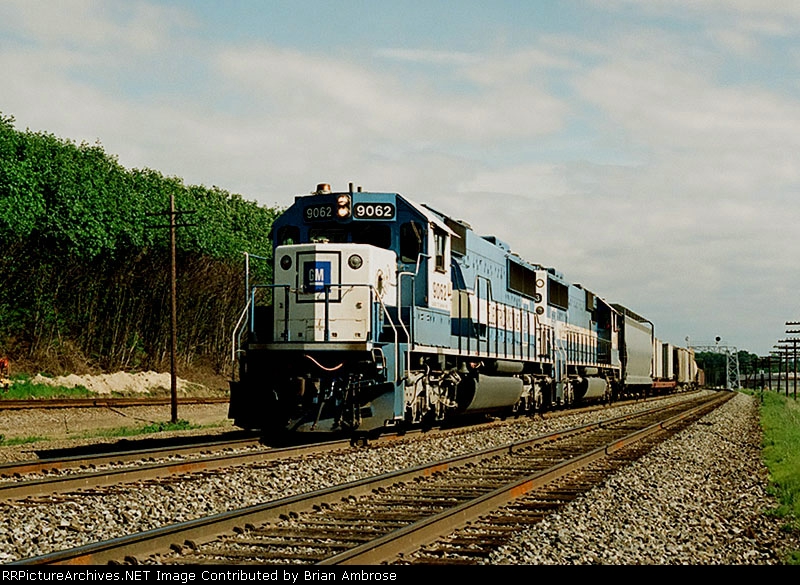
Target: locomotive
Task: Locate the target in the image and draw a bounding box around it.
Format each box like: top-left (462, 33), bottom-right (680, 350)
top-left (229, 183), bottom-right (699, 436)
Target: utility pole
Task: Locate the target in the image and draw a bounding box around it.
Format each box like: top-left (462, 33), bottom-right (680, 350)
top-left (783, 320), bottom-right (800, 400)
top-left (774, 343), bottom-right (794, 398)
top-left (766, 354), bottom-right (772, 392)
top-left (147, 192), bottom-right (195, 423)
top-left (771, 348), bottom-right (783, 394)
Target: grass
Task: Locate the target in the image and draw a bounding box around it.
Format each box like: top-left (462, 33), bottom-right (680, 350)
top-left (0, 435), bottom-right (46, 446)
top-left (1, 374), bottom-right (93, 399)
top-left (0, 418), bottom-right (208, 446)
top-left (0, 419), bottom-right (204, 444)
top-left (757, 389), bottom-right (800, 564)
top-left (84, 419), bottom-right (196, 439)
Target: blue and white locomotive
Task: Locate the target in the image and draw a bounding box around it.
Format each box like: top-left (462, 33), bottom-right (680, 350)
top-left (229, 183), bottom-right (698, 435)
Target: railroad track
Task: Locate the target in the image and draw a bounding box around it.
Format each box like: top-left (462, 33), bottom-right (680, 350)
top-left (0, 392), bottom-right (696, 496)
top-left (0, 389), bottom-right (697, 413)
top-left (0, 415), bottom-right (512, 500)
top-left (12, 391), bottom-right (730, 565)
top-left (0, 435), bottom-right (354, 500)
top-left (0, 397), bottom-right (228, 410)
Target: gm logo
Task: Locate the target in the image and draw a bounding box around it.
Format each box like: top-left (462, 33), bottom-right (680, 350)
top-left (303, 260), bottom-right (331, 293)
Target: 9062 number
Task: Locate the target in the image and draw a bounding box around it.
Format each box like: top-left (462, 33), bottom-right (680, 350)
top-left (304, 204), bottom-right (334, 221)
top-left (353, 203), bottom-right (395, 220)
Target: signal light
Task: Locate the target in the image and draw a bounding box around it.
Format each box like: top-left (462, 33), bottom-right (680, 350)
top-left (336, 194), bottom-right (351, 218)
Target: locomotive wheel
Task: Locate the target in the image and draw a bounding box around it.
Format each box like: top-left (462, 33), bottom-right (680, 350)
top-left (350, 433), bottom-right (369, 448)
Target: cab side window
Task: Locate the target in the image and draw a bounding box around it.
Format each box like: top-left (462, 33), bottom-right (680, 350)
top-left (434, 226), bottom-right (447, 273)
top-left (400, 221), bottom-right (424, 263)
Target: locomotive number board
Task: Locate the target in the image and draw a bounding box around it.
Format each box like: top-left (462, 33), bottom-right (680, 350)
top-left (353, 202), bottom-right (396, 220)
top-left (304, 203), bottom-right (335, 222)
top-left (302, 200), bottom-right (397, 222)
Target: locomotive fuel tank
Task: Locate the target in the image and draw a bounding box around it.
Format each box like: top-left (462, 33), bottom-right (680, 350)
top-left (572, 369), bottom-right (610, 401)
top-left (456, 373), bottom-right (525, 413)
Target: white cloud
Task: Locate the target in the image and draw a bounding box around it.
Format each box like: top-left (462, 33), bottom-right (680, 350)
top-left (1, 0), bottom-right (799, 355)
top-left (0, 0), bottom-right (194, 53)
top-left (374, 48), bottom-right (482, 67)
top-left (214, 44), bottom-right (569, 143)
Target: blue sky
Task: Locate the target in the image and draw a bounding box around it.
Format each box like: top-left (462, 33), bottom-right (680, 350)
top-left (2, 0), bottom-right (799, 359)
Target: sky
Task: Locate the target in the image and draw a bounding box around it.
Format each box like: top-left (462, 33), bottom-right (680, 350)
top-left (1, 0), bottom-right (799, 359)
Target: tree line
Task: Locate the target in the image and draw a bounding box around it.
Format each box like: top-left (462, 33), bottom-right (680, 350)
top-left (695, 350), bottom-right (772, 389)
top-left (0, 113), bottom-right (278, 379)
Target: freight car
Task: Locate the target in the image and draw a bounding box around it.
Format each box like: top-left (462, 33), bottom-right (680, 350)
top-left (229, 183), bottom-right (700, 436)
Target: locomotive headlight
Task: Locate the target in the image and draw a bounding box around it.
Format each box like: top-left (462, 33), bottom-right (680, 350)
top-left (336, 194), bottom-right (351, 218)
top-left (280, 255), bottom-right (292, 270)
top-left (348, 254), bottom-right (363, 270)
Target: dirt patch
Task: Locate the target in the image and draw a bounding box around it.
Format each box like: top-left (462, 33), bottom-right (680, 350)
top-left (28, 370), bottom-right (229, 398)
top-left (0, 402), bottom-right (232, 439)
top-left (0, 370), bottom-right (234, 458)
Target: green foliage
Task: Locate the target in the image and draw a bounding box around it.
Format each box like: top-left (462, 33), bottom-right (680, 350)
top-left (761, 392), bottom-right (800, 517)
top-left (0, 114), bottom-right (45, 243)
top-left (140, 419), bottom-right (193, 433)
top-left (0, 435), bottom-right (45, 447)
top-left (0, 112), bottom-right (278, 373)
top-left (0, 419), bottom-right (206, 446)
top-left (0, 376), bottom-right (92, 399)
top-left (85, 419), bottom-right (199, 439)
top-left (758, 390), bottom-right (800, 562)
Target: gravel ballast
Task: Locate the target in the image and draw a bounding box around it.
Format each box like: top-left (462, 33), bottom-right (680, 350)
top-left (487, 392), bottom-right (798, 564)
top-left (0, 391), bottom-right (797, 564)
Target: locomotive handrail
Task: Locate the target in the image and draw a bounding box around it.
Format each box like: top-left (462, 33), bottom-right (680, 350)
top-left (395, 271), bottom-right (414, 346)
top-left (231, 296), bottom-right (252, 362)
top-left (235, 252), bottom-right (273, 357)
top-left (395, 272), bottom-right (414, 379)
top-left (396, 253), bottom-right (428, 357)
top-left (396, 254), bottom-right (428, 378)
top-left (238, 283), bottom-right (293, 343)
top-left (373, 286), bottom-right (404, 383)
top-left (231, 251), bottom-right (271, 364)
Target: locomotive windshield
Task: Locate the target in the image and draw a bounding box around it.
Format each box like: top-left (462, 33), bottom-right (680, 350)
top-left (308, 228), bottom-right (347, 243)
top-left (276, 225), bottom-right (299, 245)
top-left (305, 224), bottom-right (392, 248)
